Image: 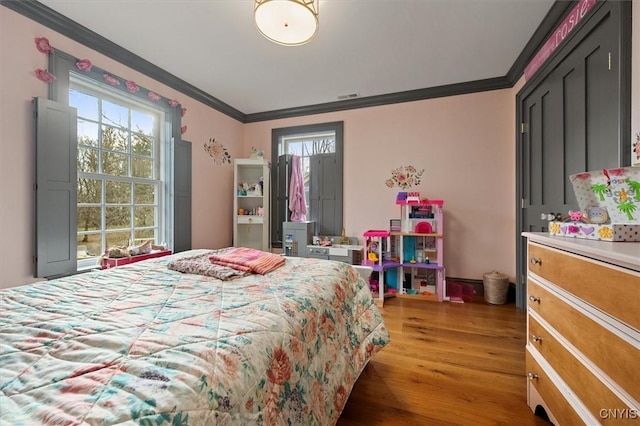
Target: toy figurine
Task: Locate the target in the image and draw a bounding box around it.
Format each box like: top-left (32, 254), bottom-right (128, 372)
top-left (587, 206), bottom-right (609, 224)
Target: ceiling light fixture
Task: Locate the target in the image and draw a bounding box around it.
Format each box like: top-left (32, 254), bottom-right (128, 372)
top-left (254, 0), bottom-right (319, 46)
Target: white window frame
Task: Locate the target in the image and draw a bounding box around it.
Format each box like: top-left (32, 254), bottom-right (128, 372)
top-left (70, 75), bottom-right (166, 270)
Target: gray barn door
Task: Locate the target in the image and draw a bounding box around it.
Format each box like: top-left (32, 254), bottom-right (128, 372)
top-left (34, 97), bottom-right (78, 278)
top-left (516, 1), bottom-right (631, 308)
top-left (309, 153), bottom-right (343, 236)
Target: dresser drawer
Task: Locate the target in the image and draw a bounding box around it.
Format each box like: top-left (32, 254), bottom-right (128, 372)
top-left (528, 242), bottom-right (640, 330)
top-left (528, 316), bottom-right (634, 424)
top-left (528, 280), bottom-right (640, 401)
top-left (526, 349), bottom-right (585, 425)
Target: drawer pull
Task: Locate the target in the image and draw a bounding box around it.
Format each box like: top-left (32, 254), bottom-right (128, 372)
top-left (527, 372), bottom-right (539, 381)
top-left (530, 257), bottom-right (542, 265)
top-left (531, 334), bottom-right (543, 343)
top-left (529, 295), bottom-right (540, 303)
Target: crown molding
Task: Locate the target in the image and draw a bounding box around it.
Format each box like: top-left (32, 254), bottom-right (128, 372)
top-left (244, 76), bottom-right (511, 123)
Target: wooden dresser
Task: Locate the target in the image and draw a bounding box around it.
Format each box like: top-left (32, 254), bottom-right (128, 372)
top-left (522, 232), bottom-right (639, 425)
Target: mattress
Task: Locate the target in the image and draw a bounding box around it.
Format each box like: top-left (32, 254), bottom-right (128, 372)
top-left (0, 249), bottom-right (390, 425)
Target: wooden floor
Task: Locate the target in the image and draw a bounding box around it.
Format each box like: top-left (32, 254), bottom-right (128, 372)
top-left (338, 297), bottom-right (552, 426)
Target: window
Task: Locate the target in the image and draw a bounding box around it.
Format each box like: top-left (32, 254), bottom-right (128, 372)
top-left (70, 76), bottom-right (165, 268)
top-left (271, 122), bottom-right (343, 247)
top-left (35, 49), bottom-right (191, 278)
top-left (278, 132), bottom-right (336, 213)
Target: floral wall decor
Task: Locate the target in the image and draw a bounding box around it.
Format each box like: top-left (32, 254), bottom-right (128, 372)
top-left (35, 37), bottom-right (54, 54)
top-left (35, 68), bottom-right (56, 83)
top-left (76, 59), bottom-right (92, 71)
top-left (385, 165), bottom-right (425, 189)
top-left (204, 138), bottom-right (231, 165)
top-left (34, 37), bottom-right (55, 82)
top-left (125, 80), bottom-right (140, 93)
top-left (103, 74), bottom-right (120, 86)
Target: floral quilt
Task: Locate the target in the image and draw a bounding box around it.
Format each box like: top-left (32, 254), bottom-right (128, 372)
top-left (0, 250), bottom-right (390, 425)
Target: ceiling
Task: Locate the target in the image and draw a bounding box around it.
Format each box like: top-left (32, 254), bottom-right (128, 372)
top-left (25, 0), bottom-right (557, 119)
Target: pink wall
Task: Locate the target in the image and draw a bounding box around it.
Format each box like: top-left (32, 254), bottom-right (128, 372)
top-left (0, 7), bottom-right (243, 288)
top-left (244, 90), bottom-right (517, 282)
top-left (1, 6), bottom-right (637, 289)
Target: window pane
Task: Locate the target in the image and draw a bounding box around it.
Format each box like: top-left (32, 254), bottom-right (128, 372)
top-left (69, 89), bottom-right (99, 121)
top-left (78, 178), bottom-right (101, 204)
top-left (320, 139), bottom-right (335, 153)
top-left (102, 100), bottom-right (129, 127)
top-left (132, 110), bottom-right (154, 135)
top-left (132, 157), bottom-right (153, 179)
top-left (288, 141), bottom-right (302, 156)
top-left (102, 126), bottom-right (128, 153)
top-left (103, 152), bottom-right (128, 176)
top-left (132, 132), bottom-right (153, 157)
top-left (77, 234), bottom-right (102, 258)
top-left (135, 183), bottom-right (156, 204)
top-left (105, 206), bottom-right (130, 229)
top-left (77, 120), bottom-right (99, 147)
top-left (106, 231), bottom-right (130, 248)
top-left (135, 206), bottom-right (155, 227)
top-left (78, 148), bottom-right (99, 173)
top-left (134, 229), bottom-right (156, 243)
top-left (71, 79), bottom-right (165, 265)
top-left (77, 207), bottom-right (101, 234)
top-left (106, 181), bottom-right (131, 204)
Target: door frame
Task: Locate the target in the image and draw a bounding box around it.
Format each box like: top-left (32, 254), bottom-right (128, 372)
top-left (515, 0), bottom-right (632, 309)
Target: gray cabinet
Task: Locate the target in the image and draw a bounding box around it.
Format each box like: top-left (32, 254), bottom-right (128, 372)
top-left (283, 221), bottom-right (314, 257)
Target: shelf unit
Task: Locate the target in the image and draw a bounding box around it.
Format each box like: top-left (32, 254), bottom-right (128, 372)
top-left (363, 199), bottom-right (446, 304)
top-left (233, 158), bottom-right (270, 251)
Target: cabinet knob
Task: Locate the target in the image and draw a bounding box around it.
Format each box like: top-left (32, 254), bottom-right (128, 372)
top-left (531, 334), bottom-right (543, 343)
top-left (530, 257), bottom-right (542, 265)
top-left (527, 372), bottom-right (539, 381)
top-left (529, 295), bottom-right (540, 303)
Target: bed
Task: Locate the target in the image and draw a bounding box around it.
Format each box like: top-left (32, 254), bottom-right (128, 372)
top-left (0, 249), bottom-right (389, 425)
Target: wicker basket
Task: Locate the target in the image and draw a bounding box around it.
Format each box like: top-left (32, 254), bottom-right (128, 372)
top-left (483, 271), bottom-right (509, 304)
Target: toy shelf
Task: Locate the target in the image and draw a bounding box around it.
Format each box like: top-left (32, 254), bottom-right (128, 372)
top-left (390, 231), bottom-right (443, 238)
top-left (361, 259), bottom-right (402, 272)
top-left (399, 262), bottom-right (443, 269)
top-left (395, 198), bottom-right (444, 206)
top-left (363, 197), bottom-right (447, 305)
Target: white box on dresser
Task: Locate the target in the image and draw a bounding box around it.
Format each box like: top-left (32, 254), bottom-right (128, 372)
top-left (522, 232), bottom-right (640, 425)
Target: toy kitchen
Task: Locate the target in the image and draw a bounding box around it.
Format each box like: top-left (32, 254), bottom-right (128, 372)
top-left (282, 221), bottom-right (364, 265)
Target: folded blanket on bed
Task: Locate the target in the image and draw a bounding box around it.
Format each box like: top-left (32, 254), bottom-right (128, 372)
top-left (209, 247), bottom-right (285, 275)
top-left (167, 250), bottom-right (250, 280)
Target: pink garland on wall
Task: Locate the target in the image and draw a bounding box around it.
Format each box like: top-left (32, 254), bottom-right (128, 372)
top-left (35, 68), bottom-right (55, 82)
top-left (32, 36), bottom-right (188, 136)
